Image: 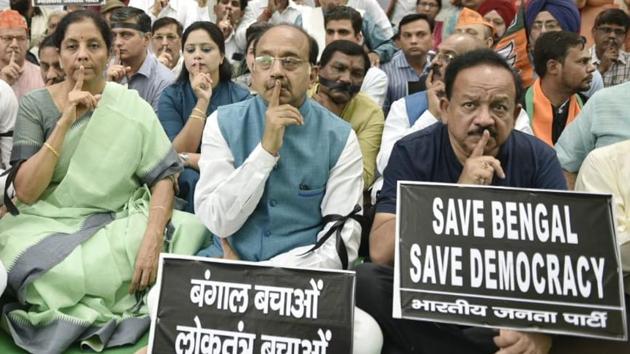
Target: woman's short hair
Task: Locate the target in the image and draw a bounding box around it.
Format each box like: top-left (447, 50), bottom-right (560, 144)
top-left (52, 10), bottom-right (112, 52)
top-left (177, 21), bottom-right (232, 84)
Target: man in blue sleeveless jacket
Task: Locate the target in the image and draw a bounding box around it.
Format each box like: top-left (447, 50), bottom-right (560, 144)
top-left (193, 24), bottom-right (383, 353)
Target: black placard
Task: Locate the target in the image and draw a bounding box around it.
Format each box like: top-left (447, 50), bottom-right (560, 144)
top-left (393, 182), bottom-right (627, 341)
top-left (149, 255), bottom-right (355, 353)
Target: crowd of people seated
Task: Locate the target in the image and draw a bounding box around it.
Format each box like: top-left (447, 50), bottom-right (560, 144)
top-left (0, 0), bottom-right (628, 353)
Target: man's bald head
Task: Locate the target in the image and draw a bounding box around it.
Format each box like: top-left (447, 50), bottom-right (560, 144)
top-left (430, 33), bottom-right (487, 82)
top-left (446, 32), bottom-right (488, 53)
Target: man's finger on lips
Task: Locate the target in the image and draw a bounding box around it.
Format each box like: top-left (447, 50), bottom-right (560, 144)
top-left (470, 129), bottom-right (490, 158)
top-left (269, 79), bottom-right (281, 107)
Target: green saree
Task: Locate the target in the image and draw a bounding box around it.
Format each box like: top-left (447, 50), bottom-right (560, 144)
top-left (0, 82), bottom-right (209, 353)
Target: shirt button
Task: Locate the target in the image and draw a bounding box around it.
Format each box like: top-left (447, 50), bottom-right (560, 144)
top-left (269, 199), bottom-right (277, 207)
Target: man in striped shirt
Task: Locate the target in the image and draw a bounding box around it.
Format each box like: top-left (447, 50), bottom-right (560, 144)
top-left (381, 13), bottom-right (433, 114)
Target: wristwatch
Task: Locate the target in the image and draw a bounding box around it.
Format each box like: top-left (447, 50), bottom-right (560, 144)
top-left (179, 153), bottom-right (190, 166)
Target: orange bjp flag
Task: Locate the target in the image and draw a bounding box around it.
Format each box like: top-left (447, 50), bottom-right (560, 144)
top-left (494, 5), bottom-right (535, 88)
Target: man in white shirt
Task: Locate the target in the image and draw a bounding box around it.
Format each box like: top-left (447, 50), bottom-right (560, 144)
top-left (244, 0), bottom-right (304, 26)
top-left (214, 0), bottom-right (248, 64)
top-left (575, 140), bottom-right (630, 352)
top-left (194, 24), bottom-right (382, 353)
top-left (324, 6), bottom-right (388, 107)
top-left (0, 78), bottom-right (16, 177)
top-left (576, 140), bottom-right (630, 295)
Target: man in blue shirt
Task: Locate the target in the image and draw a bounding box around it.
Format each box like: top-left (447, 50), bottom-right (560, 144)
top-left (358, 49), bottom-right (566, 354)
top-left (107, 7), bottom-right (175, 112)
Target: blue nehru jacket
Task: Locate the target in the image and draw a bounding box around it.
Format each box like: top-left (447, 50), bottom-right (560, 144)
top-left (197, 95), bottom-right (352, 261)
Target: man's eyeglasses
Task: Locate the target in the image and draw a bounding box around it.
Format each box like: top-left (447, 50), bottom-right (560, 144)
top-left (596, 26), bottom-right (627, 37)
top-left (0, 35), bottom-right (27, 43)
top-left (254, 55), bottom-right (306, 71)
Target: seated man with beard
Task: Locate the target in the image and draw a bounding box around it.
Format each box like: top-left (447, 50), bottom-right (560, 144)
top-left (524, 31), bottom-right (594, 146)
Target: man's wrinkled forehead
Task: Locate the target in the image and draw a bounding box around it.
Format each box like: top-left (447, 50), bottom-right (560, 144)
top-left (450, 65), bottom-right (517, 100)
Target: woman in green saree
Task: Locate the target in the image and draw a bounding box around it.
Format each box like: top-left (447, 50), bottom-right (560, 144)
top-left (0, 10), bottom-right (208, 353)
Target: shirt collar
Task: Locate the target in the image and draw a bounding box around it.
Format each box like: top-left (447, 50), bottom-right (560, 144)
top-left (135, 51), bottom-right (156, 78)
top-left (395, 50), bottom-right (430, 71)
top-left (394, 51), bottom-right (411, 69)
